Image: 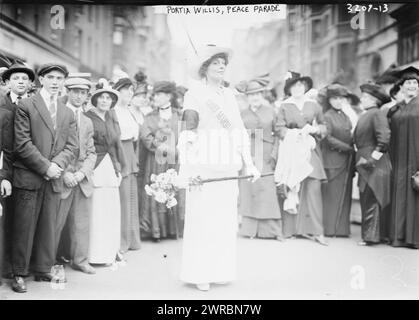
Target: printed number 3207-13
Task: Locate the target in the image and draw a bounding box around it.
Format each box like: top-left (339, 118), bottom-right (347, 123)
top-left (347, 4), bottom-right (389, 13)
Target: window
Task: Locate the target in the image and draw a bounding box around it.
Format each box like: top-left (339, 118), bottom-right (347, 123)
top-left (288, 12), bottom-right (296, 32)
top-left (14, 6), bottom-right (22, 21)
top-left (338, 4), bottom-right (351, 22)
top-left (113, 27), bottom-right (123, 46)
top-left (330, 46), bottom-right (335, 73)
top-left (87, 37), bottom-right (92, 64)
top-left (312, 19), bottom-right (322, 43)
top-left (88, 5), bottom-right (93, 22)
top-left (399, 28), bottom-right (419, 66)
top-left (323, 15), bottom-right (329, 36)
top-left (34, 11), bottom-right (39, 32)
top-left (95, 6), bottom-right (100, 29)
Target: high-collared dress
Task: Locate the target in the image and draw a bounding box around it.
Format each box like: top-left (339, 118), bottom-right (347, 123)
top-left (321, 108), bottom-right (354, 236)
top-left (238, 104), bottom-right (282, 238)
top-left (139, 106), bottom-right (185, 240)
top-left (388, 95), bottom-right (419, 247)
top-left (85, 109), bottom-right (126, 263)
top-left (276, 97), bottom-right (328, 237)
top-left (114, 104), bottom-right (141, 252)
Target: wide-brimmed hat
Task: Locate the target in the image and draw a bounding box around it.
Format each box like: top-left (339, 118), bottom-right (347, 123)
top-left (360, 83), bottom-right (391, 106)
top-left (176, 85), bottom-right (188, 97)
top-left (2, 62), bottom-right (35, 82)
top-left (189, 44), bottom-right (233, 80)
top-left (283, 71), bottom-right (313, 96)
top-left (90, 85), bottom-right (119, 109)
top-left (64, 77), bottom-right (92, 90)
top-left (375, 64), bottom-right (400, 85)
top-left (236, 74), bottom-right (270, 95)
top-left (152, 81), bottom-right (177, 95)
top-left (319, 83), bottom-right (360, 111)
top-left (113, 77), bottom-right (134, 92)
top-left (396, 66), bottom-right (419, 83)
top-left (37, 63), bottom-right (69, 78)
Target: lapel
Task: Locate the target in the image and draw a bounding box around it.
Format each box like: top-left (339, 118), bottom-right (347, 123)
top-left (79, 113), bottom-right (88, 149)
top-left (33, 93), bottom-right (56, 136)
top-left (54, 99), bottom-right (67, 143)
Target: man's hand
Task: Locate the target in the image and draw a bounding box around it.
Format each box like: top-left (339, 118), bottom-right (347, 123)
top-left (73, 171), bottom-right (85, 183)
top-left (46, 162), bottom-right (63, 179)
top-left (63, 172), bottom-right (78, 188)
top-left (1, 179), bottom-right (12, 197)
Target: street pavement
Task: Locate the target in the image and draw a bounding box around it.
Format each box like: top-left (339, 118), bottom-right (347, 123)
top-left (1, 223), bottom-right (419, 300)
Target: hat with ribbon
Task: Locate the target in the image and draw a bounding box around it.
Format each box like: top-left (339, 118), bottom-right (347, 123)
top-left (91, 80), bottom-right (119, 108)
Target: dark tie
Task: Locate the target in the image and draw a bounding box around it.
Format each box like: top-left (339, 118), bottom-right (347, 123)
top-left (16, 96), bottom-right (22, 104)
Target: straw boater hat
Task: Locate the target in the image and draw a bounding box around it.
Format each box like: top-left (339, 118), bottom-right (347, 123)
top-left (90, 81), bottom-right (119, 108)
top-left (360, 83), bottom-right (391, 106)
top-left (319, 83), bottom-right (360, 111)
top-left (283, 71), bottom-right (313, 96)
top-left (189, 44), bottom-right (233, 80)
top-left (64, 77), bottom-right (92, 90)
top-left (2, 62), bottom-right (35, 82)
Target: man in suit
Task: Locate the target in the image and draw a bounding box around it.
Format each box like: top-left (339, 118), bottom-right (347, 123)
top-left (11, 63), bottom-right (78, 293)
top-left (0, 63), bottom-right (35, 280)
top-left (0, 107), bottom-right (14, 286)
top-left (55, 76), bottom-right (97, 274)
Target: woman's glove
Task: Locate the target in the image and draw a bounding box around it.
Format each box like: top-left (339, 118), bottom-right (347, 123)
top-left (245, 164), bottom-right (261, 183)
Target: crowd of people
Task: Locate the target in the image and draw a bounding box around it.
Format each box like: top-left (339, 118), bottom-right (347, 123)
top-left (0, 44), bottom-right (419, 293)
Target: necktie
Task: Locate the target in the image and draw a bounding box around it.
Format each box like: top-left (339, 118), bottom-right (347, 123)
top-left (74, 109), bottom-right (80, 133)
top-left (49, 96), bottom-right (57, 129)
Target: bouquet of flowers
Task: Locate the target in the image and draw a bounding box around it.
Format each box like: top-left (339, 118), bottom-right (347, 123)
top-left (144, 169), bottom-right (181, 209)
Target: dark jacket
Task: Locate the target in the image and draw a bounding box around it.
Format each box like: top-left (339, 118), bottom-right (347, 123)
top-left (0, 107), bottom-right (14, 182)
top-left (354, 107), bottom-right (392, 207)
top-left (85, 109), bottom-right (126, 176)
top-left (13, 92), bottom-right (78, 191)
top-left (322, 108), bottom-right (353, 170)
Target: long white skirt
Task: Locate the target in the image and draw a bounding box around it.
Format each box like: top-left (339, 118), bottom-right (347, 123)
top-left (88, 154), bottom-right (121, 264)
top-left (180, 179), bottom-right (239, 284)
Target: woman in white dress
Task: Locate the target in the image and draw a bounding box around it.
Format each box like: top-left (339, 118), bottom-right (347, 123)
top-left (177, 45), bottom-right (261, 291)
top-left (85, 84), bottom-right (125, 264)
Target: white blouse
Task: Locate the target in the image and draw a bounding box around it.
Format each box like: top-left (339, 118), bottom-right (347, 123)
top-left (114, 104), bottom-right (139, 141)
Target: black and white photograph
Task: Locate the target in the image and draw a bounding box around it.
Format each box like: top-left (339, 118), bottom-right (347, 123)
top-left (0, 0), bottom-right (419, 305)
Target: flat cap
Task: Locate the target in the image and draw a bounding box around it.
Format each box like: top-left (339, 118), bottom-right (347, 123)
top-left (37, 63), bottom-right (69, 77)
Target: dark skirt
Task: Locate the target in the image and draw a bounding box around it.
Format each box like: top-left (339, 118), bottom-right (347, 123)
top-left (119, 140), bottom-right (141, 252)
top-left (322, 167), bottom-right (352, 237)
top-left (239, 217), bottom-right (282, 238)
top-left (139, 151), bottom-right (185, 240)
top-left (238, 141), bottom-right (282, 238)
top-left (120, 173), bottom-right (141, 251)
top-left (296, 178), bottom-right (324, 236)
